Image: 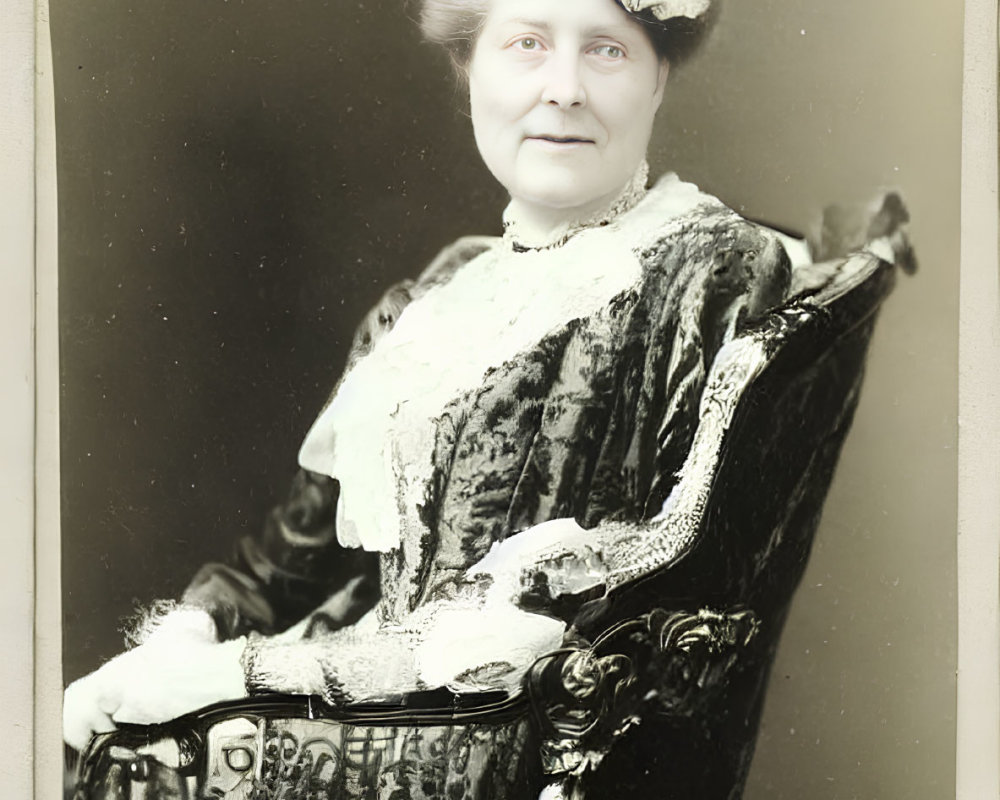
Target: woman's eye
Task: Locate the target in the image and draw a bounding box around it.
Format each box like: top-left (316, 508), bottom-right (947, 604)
top-left (516, 37), bottom-right (539, 51)
top-left (592, 44), bottom-right (625, 59)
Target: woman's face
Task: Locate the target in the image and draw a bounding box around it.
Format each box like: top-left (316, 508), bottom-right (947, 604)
top-left (468, 0), bottom-right (668, 224)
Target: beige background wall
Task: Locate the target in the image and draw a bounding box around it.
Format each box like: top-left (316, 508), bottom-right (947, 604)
top-left (659, 2), bottom-right (960, 796)
top-left (54, 0), bottom-right (959, 796)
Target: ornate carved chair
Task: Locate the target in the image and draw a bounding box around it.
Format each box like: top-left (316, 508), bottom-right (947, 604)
top-left (71, 206), bottom-right (909, 800)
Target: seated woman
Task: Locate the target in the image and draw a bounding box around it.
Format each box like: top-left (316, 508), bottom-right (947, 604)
top-left (66, 0), bottom-right (813, 765)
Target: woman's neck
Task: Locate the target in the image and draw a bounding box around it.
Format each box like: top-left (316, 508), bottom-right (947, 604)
top-left (502, 161), bottom-right (650, 251)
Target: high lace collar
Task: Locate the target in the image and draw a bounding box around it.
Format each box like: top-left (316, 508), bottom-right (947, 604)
top-left (501, 161), bottom-right (650, 252)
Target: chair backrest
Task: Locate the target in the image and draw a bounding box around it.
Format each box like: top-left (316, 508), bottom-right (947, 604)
top-left (533, 252), bottom-right (899, 799)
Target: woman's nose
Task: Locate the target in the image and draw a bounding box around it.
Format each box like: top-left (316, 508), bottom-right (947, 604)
top-left (540, 55), bottom-right (587, 108)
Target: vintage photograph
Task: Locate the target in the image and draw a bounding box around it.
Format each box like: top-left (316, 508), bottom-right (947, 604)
top-left (53, 0), bottom-right (960, 797)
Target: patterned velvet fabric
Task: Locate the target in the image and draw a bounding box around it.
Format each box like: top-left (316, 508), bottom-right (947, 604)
top-left (76, 188), bottom-right (911, 799)
top-left (183, 186), bottom-right (793, 700)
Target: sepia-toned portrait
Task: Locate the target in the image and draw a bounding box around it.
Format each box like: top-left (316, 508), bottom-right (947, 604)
top-left (52, 0), bottom-right (960, 797)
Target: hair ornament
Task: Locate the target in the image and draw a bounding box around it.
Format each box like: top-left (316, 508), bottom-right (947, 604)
top-left (620, 0), bottom-right (711, 21)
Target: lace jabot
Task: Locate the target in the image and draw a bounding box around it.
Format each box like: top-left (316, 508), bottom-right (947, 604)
top-left (501, 161), bottom-right (651, 252)
top-left (298, 170), bottom-right (719, 553)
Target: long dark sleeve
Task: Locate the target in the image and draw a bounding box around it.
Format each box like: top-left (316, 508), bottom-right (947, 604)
top-left (180, 238), bottom-right (498, 643)
top-left (182, 470), bottom-right (379, 640)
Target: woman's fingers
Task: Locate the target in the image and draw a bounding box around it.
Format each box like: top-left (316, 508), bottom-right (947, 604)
top-left (416, 604), bottom-right (566, 691)
top-left (114, 637), bottom-right (247, 725)
top-left (470, 517), bottom-right (590, 577)
top-left (63, 627), bottom-right (247, 750)
top-left (63, 672), bottom-right (120, 751)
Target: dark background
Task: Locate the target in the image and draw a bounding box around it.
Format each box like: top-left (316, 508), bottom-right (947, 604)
top-left (54, 0), bottom-right (960, 796)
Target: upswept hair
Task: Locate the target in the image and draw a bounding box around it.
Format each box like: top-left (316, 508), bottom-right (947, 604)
top-left (417, 0), bottom-right (718, 71)
top-left (418, 0), bottom-right (490, 70)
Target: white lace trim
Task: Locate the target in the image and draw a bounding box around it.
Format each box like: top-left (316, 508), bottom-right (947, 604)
top-left (297, 173), bottom-right (721, 553)
top-left (501, 160), bottom-right (650, 251)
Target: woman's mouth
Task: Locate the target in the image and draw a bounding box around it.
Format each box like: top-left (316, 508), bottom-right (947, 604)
top-left (525, 135), bottom-right (595, 150)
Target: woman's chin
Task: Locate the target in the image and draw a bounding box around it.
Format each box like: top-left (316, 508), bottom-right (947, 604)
top-left (513, 187), bottom-right (619, 225)
top-left (508, 160), bottom-right (633, 223)
top-left (511, 175), bottom-right (606, 214)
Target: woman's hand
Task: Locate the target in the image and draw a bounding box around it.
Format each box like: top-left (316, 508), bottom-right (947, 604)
top-left (403, 519), bottom-right (606, 693)
top-left (469, 517), bottom-right (607, 600)
top-left (469, 518), bottom-right (593, 578)
top-left (63, 609), bottom-right (248, 751)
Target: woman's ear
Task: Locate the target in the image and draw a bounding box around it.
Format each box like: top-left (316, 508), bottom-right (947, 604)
top-left (654, 59), bottom-right (670, 107)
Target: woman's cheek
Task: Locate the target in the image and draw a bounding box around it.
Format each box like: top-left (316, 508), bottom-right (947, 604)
top-left (607, 96), bottom-right (655, 150)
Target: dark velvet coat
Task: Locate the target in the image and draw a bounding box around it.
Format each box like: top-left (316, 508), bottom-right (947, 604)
top-left (183, 192), bottom-right (793, 688)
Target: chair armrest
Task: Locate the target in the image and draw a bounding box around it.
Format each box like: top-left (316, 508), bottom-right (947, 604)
top-left (527, 606), bottom-right (759, 785)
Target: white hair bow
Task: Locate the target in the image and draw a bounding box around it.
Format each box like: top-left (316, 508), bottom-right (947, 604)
top-left (621, 0), bottom-right (711, 20)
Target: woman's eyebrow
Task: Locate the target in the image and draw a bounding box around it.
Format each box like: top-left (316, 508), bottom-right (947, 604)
top-left (580, 24), bottom-right (638, 39)
top-left (501, 18), bottom-right (552, 32)
top-left (500, 19), bottom-right (637, 40)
